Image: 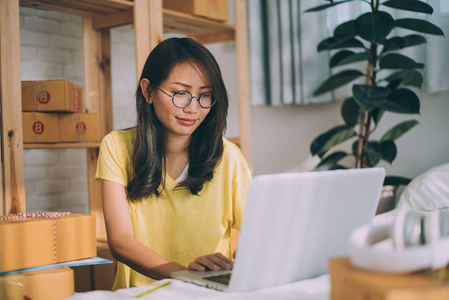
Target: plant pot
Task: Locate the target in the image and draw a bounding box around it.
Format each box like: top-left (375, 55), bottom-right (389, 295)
top-left (376, 185), bottom-right (398, 215)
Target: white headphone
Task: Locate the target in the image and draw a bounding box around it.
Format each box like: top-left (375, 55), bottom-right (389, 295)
top-left (349, 209), bottom-right (449, 273)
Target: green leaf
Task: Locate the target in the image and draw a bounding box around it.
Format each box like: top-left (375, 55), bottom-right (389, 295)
top-left (305, 0), bottom-right (357, 12)
top-left (317, 36), bottom-right (365, 52)
top-left (380, 88), bottom-right (420, 114)
top-left (355, 11), bottom-right (394, 43)
top-left (371, 108), bottom-right (385, 125)
top-left (341, 97), bottom-right (360, 127)
top-left (387, 79), bottom-right (403, 91)
top-left (402, 34), bottom-right (427, 48)
top-left (352, 84), bottom-right (391, 111)
top-left (382, 0), bottom-right (433, 14)
top-left (395, 18), bottom-right (445, 36)
top-left (330, 51), bottom-right (370, 68)
top-left (381, 37), bottom-right (405, 53)
top-left (379, 53), bottom-right (424, 69)
top-left (313, 70), bottom-right (364, 96)
top-left (380, 120), bottom-right (419, 142)
top-left (352, 140), bottom-right (360, 157)
top-left (310, 125), bottom-right (357, 157)
top-left (334, 20), bottom-right (358, 38)
top-left (316, 151), bottom-right (348, 169)
top-left (381, 34), bottom-right (427, 53)
top-left (365, 140), bottom-right (397, 165)
top-left (384, 176), bottom-right (411, 186)
top-left (330, 50), bottom-right (355, 68)
top-left (384, 70), bottom-right (423, 88)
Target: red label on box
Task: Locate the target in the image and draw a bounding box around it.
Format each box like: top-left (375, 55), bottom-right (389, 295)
top-left (76, 122), bottom-right (86, 134)
top-left (33, 121), bottom-right (45, 135)
top-left (38, 91), bottom-right (51, 104)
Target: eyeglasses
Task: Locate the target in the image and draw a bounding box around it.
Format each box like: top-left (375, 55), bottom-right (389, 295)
top-left (153, 85), bottom-right (216, 109)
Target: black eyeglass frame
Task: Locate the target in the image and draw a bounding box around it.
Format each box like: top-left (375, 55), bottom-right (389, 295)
top-left (152, 84), bottom-right (216, 109)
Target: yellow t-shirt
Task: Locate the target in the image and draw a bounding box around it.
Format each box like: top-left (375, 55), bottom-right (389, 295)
top-left (95, 128), bottom-right (251, 290)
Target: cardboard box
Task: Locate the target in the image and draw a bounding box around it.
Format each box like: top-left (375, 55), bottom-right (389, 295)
top-left (0, 267), bottom-right (74, 300)
top-left (329, 257), bottom-right (449, 300)
top-left (163, 0), bottom-right (228, 22)
top-left (22, 80), bottom-right (83, 113)
top-left (58, 113), bottom-right (100, 142)
top-left (0, 213), bottom-right (96, 273)
top-left (22, 113), bottom-right (100, 143)
top-left (22, 112), bottom-right (59, 143)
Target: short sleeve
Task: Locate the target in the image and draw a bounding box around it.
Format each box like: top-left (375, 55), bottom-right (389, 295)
top-left (95, 132), bottom-right (130, 186)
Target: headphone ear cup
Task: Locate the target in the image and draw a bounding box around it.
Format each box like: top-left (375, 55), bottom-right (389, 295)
top-left (390, 208), bottom-right (408, 250)
top-left (349, 210), bottom-right (435, 273)
top-left (424, 210), bottom-right (441, 244)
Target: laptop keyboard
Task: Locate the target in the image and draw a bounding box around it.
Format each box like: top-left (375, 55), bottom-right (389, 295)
top-left (203, 273), bottom-right (231, 285)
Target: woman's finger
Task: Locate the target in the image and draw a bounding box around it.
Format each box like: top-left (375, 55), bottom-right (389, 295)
top-left (206, 253), bottom-right (233, 270)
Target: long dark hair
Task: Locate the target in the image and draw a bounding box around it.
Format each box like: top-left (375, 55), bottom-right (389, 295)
top-left (127, 37), bottom-right (229, 200)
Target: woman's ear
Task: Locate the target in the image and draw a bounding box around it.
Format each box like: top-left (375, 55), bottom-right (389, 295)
top-left (140, 79), bottom-right (152, 104)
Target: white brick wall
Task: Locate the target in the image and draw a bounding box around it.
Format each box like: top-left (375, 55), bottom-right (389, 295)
top-left (19, 9), bottom-right (141, 214)
top-left (20, 7), bottom-right (88, 214)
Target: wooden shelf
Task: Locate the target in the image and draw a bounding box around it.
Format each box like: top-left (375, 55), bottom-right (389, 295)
top-left (163, 9), bottom-right (235, 44)
top-left (19, 0), bottom-right (133, 16)
top-left (19, 0), bottom-right (235, 44)
top-left (24, 142), bottom-right (101, 149)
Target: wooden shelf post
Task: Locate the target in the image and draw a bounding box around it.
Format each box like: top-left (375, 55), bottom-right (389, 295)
top-left (134, 0), bottom-right (163, 78)
top-left (83, 16), bottom-right (113, 241)
top-left (0, 0), bottom-right (26, 215)
top-left (234, 0), bottom-right (252, 167)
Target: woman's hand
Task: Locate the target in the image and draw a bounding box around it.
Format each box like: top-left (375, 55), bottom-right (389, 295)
top-left (188, 253), bottom-right (233, 271)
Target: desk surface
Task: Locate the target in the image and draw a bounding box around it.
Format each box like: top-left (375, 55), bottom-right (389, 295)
top-left (67, 275), bottom-right (329, 300)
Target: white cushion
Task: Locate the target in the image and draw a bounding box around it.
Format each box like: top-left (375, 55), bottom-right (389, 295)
top-left (396, 163), bottom-right (449, 212)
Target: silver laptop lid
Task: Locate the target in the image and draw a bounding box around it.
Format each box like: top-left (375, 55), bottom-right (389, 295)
top-left (228, 168), bottom-right (385, 292)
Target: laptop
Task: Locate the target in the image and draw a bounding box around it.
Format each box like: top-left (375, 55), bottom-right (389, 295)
top-left (171, 167), bottom-right (385, 292)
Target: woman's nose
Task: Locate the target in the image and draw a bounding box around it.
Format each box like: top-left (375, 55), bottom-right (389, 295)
top-left (183, 96), bottom-right (200, 113)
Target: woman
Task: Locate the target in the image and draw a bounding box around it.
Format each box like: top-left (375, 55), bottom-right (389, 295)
top-left (95, 37), bottom-right (251, 290)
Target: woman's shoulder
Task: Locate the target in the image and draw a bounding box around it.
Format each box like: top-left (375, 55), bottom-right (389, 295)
top-left (102, 128), bottom-right (136, 145)
top-left (222, 137), bottom-right (240, 153)
top-left (100, 128), bottom-right (136, 155)
top-left (221, 137), bottom-right (247, 163)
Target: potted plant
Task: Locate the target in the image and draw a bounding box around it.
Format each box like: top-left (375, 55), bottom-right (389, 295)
top-left (305, 0), bottom-right (444, 213)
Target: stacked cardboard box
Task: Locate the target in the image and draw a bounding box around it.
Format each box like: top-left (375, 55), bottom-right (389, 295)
top-left (21, 80), bottom-right (99, 143)
top-left (0, 213), bottom-right (96, 273)
top-left (0, 267), bottom-right (74, 300)
top-left (0, 213), bottom-right (96, 299)
top-left (163, 0), bottom-right (228, 22)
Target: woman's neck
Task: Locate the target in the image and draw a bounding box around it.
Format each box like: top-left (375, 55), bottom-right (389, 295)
top-left (163, 135), bottom-right (190, 180)
top-left (164, 135), bottom-right (190, 156)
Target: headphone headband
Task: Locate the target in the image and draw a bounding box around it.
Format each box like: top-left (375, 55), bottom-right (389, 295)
top-left (349, 209), bottom-right (449, 273)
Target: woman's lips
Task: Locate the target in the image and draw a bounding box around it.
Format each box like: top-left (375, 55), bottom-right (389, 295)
top-left (177, 117), bottom-right (197, 126)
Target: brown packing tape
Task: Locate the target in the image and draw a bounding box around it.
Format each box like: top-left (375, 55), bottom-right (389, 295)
top-left (32, 80), bottom-right (48, 111)
top-left (0, 267), bottom-right (74, 300)
top-left (73, 83), bottom-right (82, 113)
top-left (0, 213), bottom-right (96, 273)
